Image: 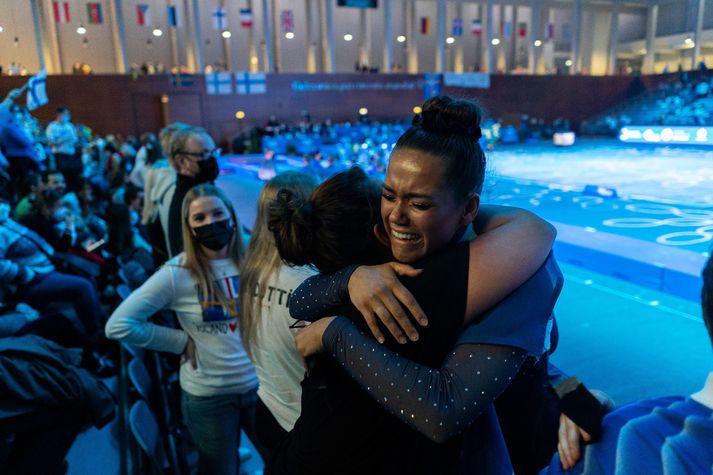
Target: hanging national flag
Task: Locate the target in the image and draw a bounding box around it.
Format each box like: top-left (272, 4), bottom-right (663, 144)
top-left (470, 19), bottom-right (482, 36)
top-left (236, 72), bottom-right (266, 94)
top-left (27, 69), bottom-right (48, 111)
top-left (239, 8), bottom-right (253, 28)
top-left (502, 21), bottom-right (512, 38)
top-left (213, 7), bottom-right (227, 30)
top-left (206, 72), bottom-right (233, 94)
top-left (53, 1), bottom-right (70, 24)
top-left (452, 18), bottom-right (463, 37)
top-left (136, 4), bottom-right (151, 26)
top-left (281, 10), bottom-right (294, 33)
top-left (545, 22), bottom-right (554, 41)
top-left (170, 72), bottom-right (194, 88)
top-left (517, 22), bottom-right (527, 38)
top-left (86, 2), bottom-right (103, 24)
top-left (420, 17), bottom-right (430, 35)
top-left (167, 5), bottom-right (180, 28)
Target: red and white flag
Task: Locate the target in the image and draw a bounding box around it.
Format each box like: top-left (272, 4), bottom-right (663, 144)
top-left (53, 1), bottom-right (70, 24)
top-left (470, 19), bottom-right (482, 36)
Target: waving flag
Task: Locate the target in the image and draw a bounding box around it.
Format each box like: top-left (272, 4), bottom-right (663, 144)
top-left (27, 69), bottom-right (48, 111)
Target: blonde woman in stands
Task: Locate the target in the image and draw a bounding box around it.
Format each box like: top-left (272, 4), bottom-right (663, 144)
top-left (238, 171), bottom-right (318, 455)
top-left (106, 184), bottom-right (260, 475)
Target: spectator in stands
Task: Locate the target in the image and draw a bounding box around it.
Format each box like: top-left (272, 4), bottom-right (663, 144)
top-left (0, 194), bottom-right (104, 344)
top-left (20, 189), bottom-right (76, 252)
top-left (543, 255), bottom-right (713, 474)
top-left (142, 123), bottom-right (188, 266)
top-left (1, 104), bottom-right (40, 194)
top-left (162, 127), bottom-right (221, 258)
top-left (106, 184), bottom-right (262, 475)
top-left (13, 172), bottom-right (41, 221)
top-left (46, 106), bottom-right (80, 191)
top-left (128, 132), bottom-right (159, 188)
top-left (238, 171), bottom-right (318, 455)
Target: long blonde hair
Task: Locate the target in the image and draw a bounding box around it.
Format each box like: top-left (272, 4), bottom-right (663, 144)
top-left (239, 171), bottom-right (318, 356)
top-left (181, 184), bottom-right (244, 313)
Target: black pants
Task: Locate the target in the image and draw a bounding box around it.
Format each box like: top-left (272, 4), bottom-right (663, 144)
top-left (255, 397), bottom-right (288, 458)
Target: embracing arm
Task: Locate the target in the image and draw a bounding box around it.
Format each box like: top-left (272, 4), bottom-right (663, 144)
top-left (320, 316), bottom-right (526, 443)
top-left (105, 265), bottom-right (188, 354)
top-left (465, 205), bottom-right (556, 319)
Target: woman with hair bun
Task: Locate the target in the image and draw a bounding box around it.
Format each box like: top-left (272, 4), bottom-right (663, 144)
top-left (263, 98), bottom-right (561, 475)
top-left (238, 171), bottom-right (318, 455)
top-left (274, 96), bottom-right (595, 474)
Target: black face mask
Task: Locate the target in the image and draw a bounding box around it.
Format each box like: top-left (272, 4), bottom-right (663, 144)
top-left (196, 155), bottom-right (220, 183)
top-left (193, 219), bottom-right (234, 251)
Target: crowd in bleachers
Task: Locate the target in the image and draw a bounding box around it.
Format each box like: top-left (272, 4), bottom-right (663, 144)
top-left (583, 71), bottom-right (713, 135)
top-left (1, 84), bottom-right (712, 475)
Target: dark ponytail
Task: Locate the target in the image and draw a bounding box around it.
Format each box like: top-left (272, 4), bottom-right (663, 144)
top-left (268, 188), bottom-right (315, 267)
top-left (396, 95), bottom-right (486, 202)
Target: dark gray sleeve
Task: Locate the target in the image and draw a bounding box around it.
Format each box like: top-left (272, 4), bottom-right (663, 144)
top-left (288, 265), bottom-right (358, 321)
top-left (322, 316), bottom-right (527, 443)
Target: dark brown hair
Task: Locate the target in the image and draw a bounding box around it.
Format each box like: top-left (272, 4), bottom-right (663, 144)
top-left (702, 254), bottom-right (713, 348)
top-left (268, 167), bottom-right (387, 273)
top-left (395, 96), bottom-right (486, 202)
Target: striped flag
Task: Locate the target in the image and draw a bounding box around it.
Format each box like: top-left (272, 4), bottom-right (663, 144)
top-left (420, 16), bottom-right (430, 35)
top-left (239, 8), bottom-right (253, 28)
top-left (136, 4), bottom-right (151, 26)
top-left (502, 21), bottom-right (512, 38)
top-left (281, 10), bottom-right (294, 33)
top-left (471, 19), bottom-right (482, 36)
top-left (53, 1), bottom-right (70, 24)
top-left (86, 2), bottom-right (103, 24)
top-left (518, 22), bottom-right (527, 38)
top-left (452, 18), bottom-right (463, 37)
top-left (167, 5), bottom-right (180, 28)
top-left (545, 22), bottom-right (554, 41)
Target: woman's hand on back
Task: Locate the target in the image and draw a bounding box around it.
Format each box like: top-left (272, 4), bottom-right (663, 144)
top-left (295, 316), bottom-right (337, 359)
top-left (348, 263), bottom-right (427, 344)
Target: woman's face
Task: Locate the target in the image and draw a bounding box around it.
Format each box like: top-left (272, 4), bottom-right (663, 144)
top-left (188, 196), bottom-right (232, 233)
top-left (381, 149), bottom-right (476, 263)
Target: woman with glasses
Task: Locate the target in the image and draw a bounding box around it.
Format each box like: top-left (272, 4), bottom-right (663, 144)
top-left (106, 184), bottom-right (260, 475)
top-left (163, 127), bottom-right (222, 259)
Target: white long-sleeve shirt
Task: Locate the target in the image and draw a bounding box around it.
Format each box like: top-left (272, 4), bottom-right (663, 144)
top-left (106, 254), bottom-right (258, 397)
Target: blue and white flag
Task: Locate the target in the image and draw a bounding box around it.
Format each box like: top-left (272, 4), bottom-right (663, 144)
top-left (213, 7), bottom-right (227, 30)
top-left (235, 72), bottom-right (266, 94)
top-left (27, 69), bottom-right (48, 111)
top-left (452, 18), bottom-right (463, 37)
top-left (205, 72), bottom-right (233, 94)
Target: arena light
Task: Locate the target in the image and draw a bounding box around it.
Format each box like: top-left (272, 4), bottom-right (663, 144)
top-left (397, 35), bottom-right (406, 43)
top-left (534, 39), bottom-right (542, 47)
top-left (235, 111), bottom-right (246, 119)
top-left (76, 25), bottom-right (87, 35)
top-left (413, 106), bottom-right (422, 114)
top-left (684, 37), bottom-right (693, 45)
top-left (491, 38), bottom-right (500, 46)
top-left (221, 30), bottom-right (232, 39)
top-left (152, 28), bottom-right (163, 37)
top-left (344, 33), bottom-right (353, 42)
top-left (0, 26), bottom-right (4, 33)
top-left (565, 59), bottom-right (573, 67)
top-left (359, 107), bottom-right (368, 116)
top-left (446, 36), bottom-right (455, 44)
top-left (285, 32), bottom-right (295, 39)
top-left (250, 56), bottom-right (258, 65)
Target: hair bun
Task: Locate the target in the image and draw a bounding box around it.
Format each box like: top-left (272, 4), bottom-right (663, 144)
top-left (267, 188), bottom-right (314, 266)
top-left (413, 96), bottom-right (483, 140)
